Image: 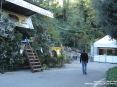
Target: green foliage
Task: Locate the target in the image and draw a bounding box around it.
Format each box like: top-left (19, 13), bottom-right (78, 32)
top-left (93, 0), bottom-right (117, 40)
top-left (32, 0), bottom-right (105, 51)
top-left (59, 0), bottom-right (104, 49)
top-left (0, 33), bottom-right (23, 72)
top-left (106, 67), bottom-right (117, 87)
top-left (31, 14), bottom-right (52, 65)
top-left (57, 59), bottom-right (64, 67)
top-left (24, 0), bottom-right (105, 51)
top-left (58, 54), bottom-right (64, 59)
top-left (0, 14), bottom-right (23, 72)
top-left (0, 13), bottom-right (15, 39)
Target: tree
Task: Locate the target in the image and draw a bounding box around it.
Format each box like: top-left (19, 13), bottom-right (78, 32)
top-left (93, 0), bottom-right (117, 40)
top-left (60, 0), bottom-right (104, 49)
top-left (31, 0), bottom-right (104, 50)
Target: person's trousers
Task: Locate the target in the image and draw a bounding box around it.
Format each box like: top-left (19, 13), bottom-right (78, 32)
top-left (82, 61), bottom-right (87, 74)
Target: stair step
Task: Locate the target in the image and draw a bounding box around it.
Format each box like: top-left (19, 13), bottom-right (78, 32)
top-left (30, 62), bottom-right (41, 64)
top-left (32, 65), bottom-right (41, 67)
top-left (29, 58), bottom-right (39, 61)
top-left (33, 68), bottom-right (42, 72)
top-left (27, 53), bottom-right (37, 55)
top-left (29, 60), bottom-right (40, 63)
top-left (28, 57), bottom-right (38, 59)
top-left (28, 55), bottom-right (38, 57)
top-left (30, 60), bottom-right (40, 62)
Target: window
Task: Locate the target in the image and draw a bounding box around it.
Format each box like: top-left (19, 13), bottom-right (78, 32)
top-left (98, 48), bottom-right (117, 56)
top-left (98, 48), bottom-right (105, 55)
top-left (113, 48), bottom-right (117, 56)
top-left (107, 49), bottom-right (112, 55)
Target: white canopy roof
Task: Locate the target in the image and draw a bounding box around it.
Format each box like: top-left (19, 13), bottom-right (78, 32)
top-left (94, 35), bottom-right (117, 48)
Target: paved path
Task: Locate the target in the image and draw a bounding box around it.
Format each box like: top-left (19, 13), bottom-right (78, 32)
top-left (0, 61), bottom-right (116, 87)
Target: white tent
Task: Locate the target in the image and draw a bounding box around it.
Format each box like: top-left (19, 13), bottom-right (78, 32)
top-left (91, 35), bottom-right (117, 63)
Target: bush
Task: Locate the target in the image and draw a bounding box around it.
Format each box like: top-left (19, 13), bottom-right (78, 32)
top-left (57, 55), bottom-right (64, 67)
top-left (106, 67), bottom-right (117, 87)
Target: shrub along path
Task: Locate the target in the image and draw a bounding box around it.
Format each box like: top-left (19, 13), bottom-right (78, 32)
top-left (0, 61), bottom-right (116, 87)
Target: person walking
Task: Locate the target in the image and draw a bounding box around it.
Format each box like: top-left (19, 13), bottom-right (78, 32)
top-left (80, 50), bottom-right (88, 75)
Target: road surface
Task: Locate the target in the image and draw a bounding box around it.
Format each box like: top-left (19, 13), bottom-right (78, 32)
top-left (0, 61), bottom-right (116, 87)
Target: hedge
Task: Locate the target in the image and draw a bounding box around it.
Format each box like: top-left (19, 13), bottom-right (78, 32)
top-left (106, 67), bottom-right (117, 87)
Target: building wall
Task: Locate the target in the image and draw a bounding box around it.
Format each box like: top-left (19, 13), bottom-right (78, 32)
top-left (93, 47), bottom-right (117, 63)
top-left (94, 55), bottom-right (117, 63)
top-left (2, 10), bottom-right (34, 29)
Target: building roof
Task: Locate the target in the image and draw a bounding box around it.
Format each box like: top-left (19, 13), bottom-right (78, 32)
top-left (1, 0), bottom-right (54, 17)
top-left (94, 35), bottom-right (117, 48)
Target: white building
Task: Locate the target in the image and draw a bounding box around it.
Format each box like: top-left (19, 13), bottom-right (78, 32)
top-left (91, 35), bottom-right (117, 63)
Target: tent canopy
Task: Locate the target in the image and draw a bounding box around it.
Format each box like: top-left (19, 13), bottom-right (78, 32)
top-left (94, 35), bottom-right (117, 48)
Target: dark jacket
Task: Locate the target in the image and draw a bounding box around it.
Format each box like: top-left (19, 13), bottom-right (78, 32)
top-left (80, 52), bottom-right (88, 63)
